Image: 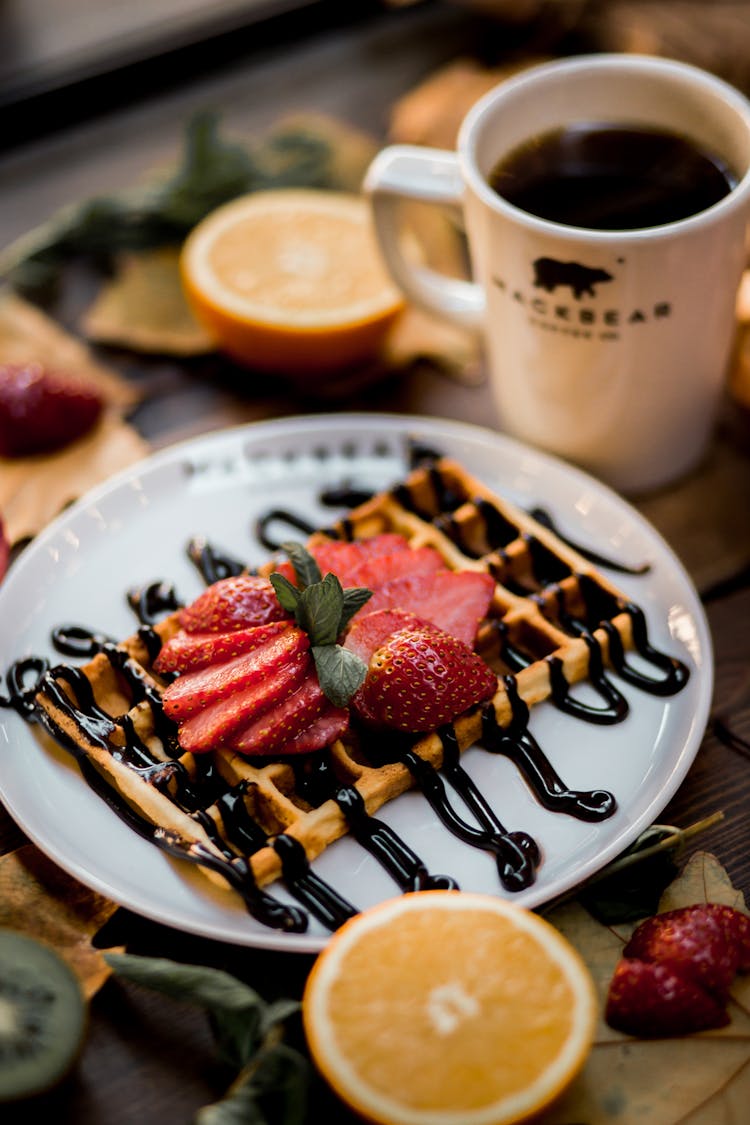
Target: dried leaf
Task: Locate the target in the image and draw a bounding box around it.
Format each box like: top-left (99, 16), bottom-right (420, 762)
top-left (275, 112), bottom-right (379, 193)
top-left (729, 322), bottom-right (750, 411)
top-left (0, 290), bottom-right (138, 408)
top-left (0, 844), bottom-right (122, 998)
top-left (0, 292), bottom-right (150, 545)
top-left (383, 305), bottom-right (483, 384)
top-left (388, 57), bottom-right (548, 151)
top-left (0, 409), bottom-right (150, 546)
top-left (542, 852), bottom-right (750, 1123)
top-left (81, 248), bottom-right (215, 356)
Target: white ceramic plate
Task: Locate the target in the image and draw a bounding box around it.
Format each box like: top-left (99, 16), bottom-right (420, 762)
top-left (0, 413), bottom-right (712, 953)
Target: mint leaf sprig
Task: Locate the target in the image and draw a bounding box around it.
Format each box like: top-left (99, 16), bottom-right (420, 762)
top-left (269, 541), bottom-right (372, 709)
top-left (103, 952), bottom-right (309, 1125)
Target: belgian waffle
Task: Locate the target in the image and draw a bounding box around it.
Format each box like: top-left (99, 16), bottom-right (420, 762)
top-left (27, 455), bottom-right (688, 932)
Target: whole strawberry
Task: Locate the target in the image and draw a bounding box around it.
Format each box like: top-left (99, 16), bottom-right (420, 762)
top-left (0, 362), bottom-right (103, 457)
top-left (352, 620), bottom-right (497, 732)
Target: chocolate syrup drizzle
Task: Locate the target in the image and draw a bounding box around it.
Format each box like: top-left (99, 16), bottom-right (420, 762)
top-left (1, 452), bottom-right (691, 936)
top-left (292, 751), bottom-right (458, 893)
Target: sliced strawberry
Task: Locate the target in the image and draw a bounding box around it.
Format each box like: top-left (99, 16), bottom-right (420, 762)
top-left (353, 623), bottom-right (498, 732)
top-left (176, 653), bottom-right (312, 753)
top-left (154, 621), bottom-right (289, 675)
top-left (344, 546), bottom-right (445, 590)
top-left (277, 704), bottom-right (350, 756)
top-left (605, 958), bottom-right (729, 1037)
top-left (344, 608), bottom-right (434, 663)
top-left (364, 570), bottom-right (495, 647)
top-left (229, 670), bottom-right (331, 756)
top-left (162, 626), bottom-right (308, 720)
top-left (0, 362), bottom-right (103, 458)
top-left (624, 903), bottom-right (746, 1001)
top-left (179, 575), bottom-right (291, 634)
top-left (271, 533), bottom-right (413, 586)
top-left (311, 533), bottom-right (411, 578)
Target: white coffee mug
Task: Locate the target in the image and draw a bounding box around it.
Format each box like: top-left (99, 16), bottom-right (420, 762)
top-left (363, 54), bottom-right (750, 493)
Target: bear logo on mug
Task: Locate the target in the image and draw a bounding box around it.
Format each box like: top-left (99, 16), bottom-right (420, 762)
top-left (532, 257), bottom-right (614, 300)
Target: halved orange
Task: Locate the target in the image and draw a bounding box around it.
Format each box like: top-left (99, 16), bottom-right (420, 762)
top-left (180, 189), bottom-right (406, 376)
top-left (303, 891), bottom-right (596, 1125)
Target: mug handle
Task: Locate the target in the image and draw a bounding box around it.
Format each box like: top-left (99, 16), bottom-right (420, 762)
top-left (363, 145), bottom-right (485, 330)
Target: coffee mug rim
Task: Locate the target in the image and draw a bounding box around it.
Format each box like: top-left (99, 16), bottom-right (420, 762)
top-left (458, 52), bottom-right (750, 242)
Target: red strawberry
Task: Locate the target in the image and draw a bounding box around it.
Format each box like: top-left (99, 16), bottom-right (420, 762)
top-left (162, 626), bottom-right (308, 720)
top-left (605, 958), bottom-right (729, 1037)
top-left (230, 670), bottom-right (343, 756)
top-left (271, 534), bottom-right (411, 586)
top-left (353, 623), bottom-right (498, 732)
top-left (702, 903), bottom-right (750, 971)
top-left (179, 575), bottom-right (291, 634)
top-left (344, 546), bottom-right (444, 590)
top-left (310, 533), bottom-right (411, 583)
top-left (364, 570), bottom-right (495, 647)
top-left (280, 705), bottom-right (350, 755)
top-left (154, 621), bottom-right (290, 675)
top-left (344, 608), bottom-right (429, 664)
top-left (0, 362), bottom-right (103, 458)
top-left (624, 903), bottom-right (748, 1001)
top-left (176, 653), bottom-right (312, 753)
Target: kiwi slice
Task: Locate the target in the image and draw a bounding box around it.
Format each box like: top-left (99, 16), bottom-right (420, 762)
top-left (0, 929), bottom-right (87, 1102)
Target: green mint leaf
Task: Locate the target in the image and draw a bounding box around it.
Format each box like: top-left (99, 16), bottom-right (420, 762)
top-left (196, 1041), bottom-right (309, 1125)
top-left (313, 644), bottom-right (367, 708)
top-left (298, 573), bottom-right (344, 645)
top-left (339, 586), bottom-right (373, 633)
top-left (281, 540), bottom-right (322, 589)
top-left (102, 953), bottom-right (300, 1069)
top-left (103, 953), bottom-right (265, 1017)
top-left (269, 573), bottom-right (301, 615)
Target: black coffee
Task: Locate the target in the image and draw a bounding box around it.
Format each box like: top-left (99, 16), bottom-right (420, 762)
top-left (488, 123), bottom-right (737, 230)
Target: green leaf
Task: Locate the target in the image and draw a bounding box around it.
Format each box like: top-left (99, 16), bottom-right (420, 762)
top-left (196, 1042), bottom-right (309, 1125)
top-left (313, 644), bottom-right (367, 708)
top-left (103, 953), bottom-right (300, 1067)
top-left (281, 541), bottom-right (322, 589)
top-left (103, 953), bottom-right (308, 1123)
top-left (154, 110), bottom-right (257, 231)
top-left (269, 573), bottom-right (301, 615)
top-left (339, 586), bottom-right (373, 633)
top-left (298, 574), bottom-right (344, 646)
top-left (103, 953), bottom-right (264, 1014)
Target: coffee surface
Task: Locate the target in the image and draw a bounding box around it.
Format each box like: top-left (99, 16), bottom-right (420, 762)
top-left (488, 123), bottom-right (737, 230)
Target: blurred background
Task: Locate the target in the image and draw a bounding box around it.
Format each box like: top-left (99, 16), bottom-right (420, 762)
top-left (3, 1), bottom-right (750, 151)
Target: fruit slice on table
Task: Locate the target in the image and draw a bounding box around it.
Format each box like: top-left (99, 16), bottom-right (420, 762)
top-left (303, 891), bottom-right (596, 1125)
top-left (0, 929), bottom-right (87, 1103)
top-left (180, 189), bottom-right (406, 375)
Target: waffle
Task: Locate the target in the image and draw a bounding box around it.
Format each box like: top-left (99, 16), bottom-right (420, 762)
top-left (28, 455), bottom-right (689, 933)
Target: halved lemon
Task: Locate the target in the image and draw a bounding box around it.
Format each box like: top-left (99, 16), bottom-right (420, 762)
top-left (180, 189), bottom-right (406, 375)
top-left (303, 891), bottom-right (596, 1125)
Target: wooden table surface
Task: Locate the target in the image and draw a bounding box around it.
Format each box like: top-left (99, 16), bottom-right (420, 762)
top-left (1, 3), bottom-right (750, 1121)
